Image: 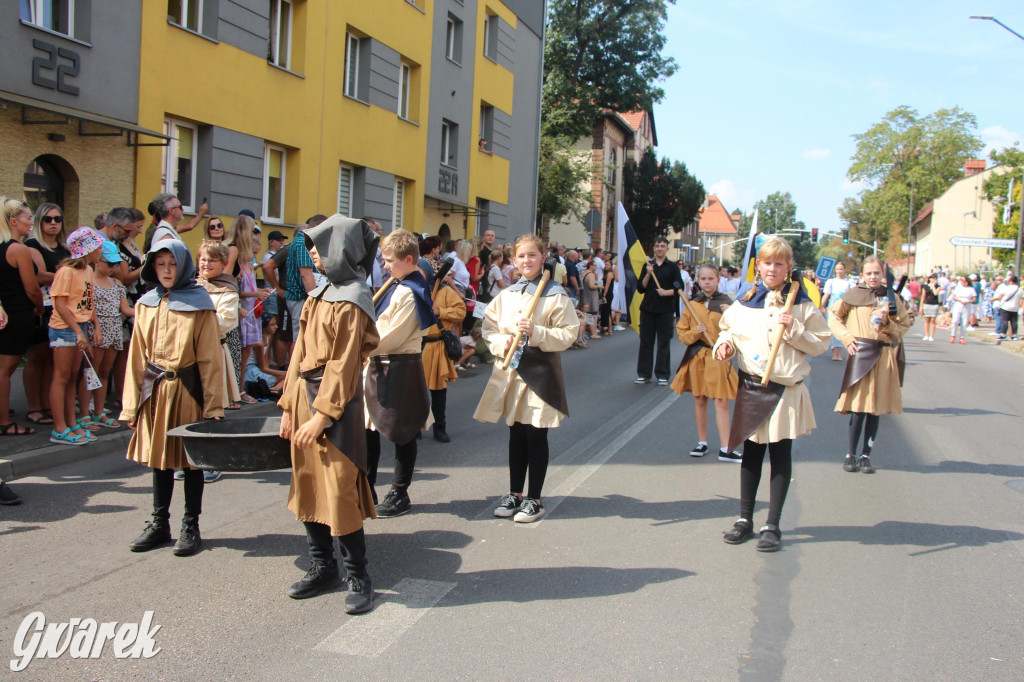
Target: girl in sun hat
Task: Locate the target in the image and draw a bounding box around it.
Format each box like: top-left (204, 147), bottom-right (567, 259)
top-left (47, 227), bottom-right (105, 445)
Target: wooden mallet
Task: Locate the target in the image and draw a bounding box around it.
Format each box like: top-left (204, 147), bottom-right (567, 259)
top-left (500, 258), bottom-right (557, 370)
top-left (761, 268), bottom-right (804, 387)
top-left (431, 258), bottom-right (456, 299)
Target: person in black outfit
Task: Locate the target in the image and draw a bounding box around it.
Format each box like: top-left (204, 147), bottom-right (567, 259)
top-left (635, 237), bottom-right (683, 385)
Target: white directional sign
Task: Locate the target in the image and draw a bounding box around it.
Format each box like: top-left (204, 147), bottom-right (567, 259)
top-left (949, 237), bottom-right (1017, 248)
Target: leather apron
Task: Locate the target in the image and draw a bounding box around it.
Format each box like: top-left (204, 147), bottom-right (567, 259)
top-left (516, 345), bottom-right (569, 416)
top-left (727, 370), bottom-right (789, 452)
top-left (364, 353), bottom-right (430, 445)
top-left (302, 365), bottom-right (368, 473)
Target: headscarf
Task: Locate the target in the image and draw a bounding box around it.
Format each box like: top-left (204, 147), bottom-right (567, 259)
top-left (303, 214), bottom-right (377, 319)
top-left (138, 240), bottom-right (214, 311)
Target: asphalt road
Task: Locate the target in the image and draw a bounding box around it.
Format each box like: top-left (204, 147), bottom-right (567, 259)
top-left (1, 322), bottom-right (1022, 680)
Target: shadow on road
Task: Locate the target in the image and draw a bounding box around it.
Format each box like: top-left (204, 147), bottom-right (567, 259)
top-left (0, 479), bottom-right (136, 523)
top-left (902, 406), bottom-right (1017, 417)
top-left (888, 459), bottom-right (1024, 477)
top-left (787, 521), bottom-right (1023, 555)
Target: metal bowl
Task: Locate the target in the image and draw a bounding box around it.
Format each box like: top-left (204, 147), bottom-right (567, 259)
top-left (168, 417), bottom-right (291, 471)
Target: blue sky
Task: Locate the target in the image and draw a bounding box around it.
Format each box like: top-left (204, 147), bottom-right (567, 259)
top-left (653, 1), bottom-right (1023, 235)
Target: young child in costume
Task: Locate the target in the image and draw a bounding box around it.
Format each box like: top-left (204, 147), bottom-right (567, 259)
top-left (197, 240), bottom-right (243, 412)
top-left (365, 229), bottom-right (436, 518)
top-left (713, 237), bottom-right (830, 552)
top-left (474, 235), bottom-right (580, 523)
top-left (828, 255), bottom-right (910, 474)
top-left (122, 241), bottom-right (225, 556)
top-left (671, 264), bottom-right (740, 462)
top-left (278, 215), bottom-right (380, 614)
top-left (423, 267), bottom-right (466, 443)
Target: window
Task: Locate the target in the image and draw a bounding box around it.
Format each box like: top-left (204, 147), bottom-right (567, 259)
top-left (269, 0), bottom-right (292, 69)
top-left (440, 120), bottom-right (458, 168)
top-left (344, 32), bottom-right (361, 98)
top-left (338, 164), bottom-right (353, 217)
top-left (162, 119), bottom-right (198, 212)
top-left (20, 0), bottom-right (74, 36)
top-left (167, 0), bottom-right (202, 33)
top-left (479, 104), bottom-right (494, 152)
top-left (398, 62), bottom-right (411, 119)
top-left (607, 149), bottom-right (617, 185)
top-left (263, 144), bottom-right (286, 223)
top-left (483, 14), bottom-right (498, 61)
top-left (445, 15), bottom-right (463, 63)
top-left (393, 180), bottom-right (405, 231)
top-left (476, 199), bottom-right (489, 234)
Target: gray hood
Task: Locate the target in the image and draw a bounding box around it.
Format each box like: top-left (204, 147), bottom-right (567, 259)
top-left (304, 214), bottom-right (377, 318)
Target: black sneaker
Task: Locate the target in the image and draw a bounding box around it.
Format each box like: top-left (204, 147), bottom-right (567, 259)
top-left (689, 443), bottom-right (708, 457)
top-left (0, 481), bottom-right (21, 505)
top-left (634, 376), bottom-right (650, 384)
top-left (344, 575), bottom-right (374, 614)
top-left (718, 449), bottom-right (742, 463)
top-left (129, 520), bottom-right (172, 552)
top-left (756, 524), bottom-right (782, 552)
top-left (432, 425), bottom-right (450, 443)
top-left (173, 523), bottom-right (202, 557)
top-left (493, 493), bottom-right (522, 517)
top-left (513, 497), bottom-right (545, 523)
top-left (286, 560), bottom-right (342, 600)
top-left (858, 455), bottom-right (875, 474)
top-left (375, 487), bottom-right (411, 518)
top-left (842, 454), bottom-right (860, 472)
top-left (723, 519), bottom-right (754, 544)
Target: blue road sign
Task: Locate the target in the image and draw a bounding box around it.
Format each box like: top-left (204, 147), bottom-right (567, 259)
top-left (816, 256), bottom-right (837, 281)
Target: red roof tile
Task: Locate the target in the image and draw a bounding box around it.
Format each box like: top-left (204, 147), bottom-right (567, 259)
top-left (699, 195), bottom-right (738, 234)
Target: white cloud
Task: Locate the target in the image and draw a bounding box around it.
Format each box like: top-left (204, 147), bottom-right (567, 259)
top-left (981, 125), bottom-right (1022, 159)
top-left (709, 179), bottom-right (739, 207)
top-left (802, 148), bottom-right (831, 161)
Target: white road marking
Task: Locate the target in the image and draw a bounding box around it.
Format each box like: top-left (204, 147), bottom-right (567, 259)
top-left (313, 578), bottom-right (456, 658)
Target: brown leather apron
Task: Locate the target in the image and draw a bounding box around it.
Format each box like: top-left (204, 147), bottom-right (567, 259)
top-left (516, 345), bottom-right (569, 416)
top-left (301, 365), bottom-right (368, 473)
top-left (140, 361), bottom-right (203, 410)
top-left (727, 370), bottom-right (790, 452)
top-left (839, 338), bottom-right (893, 395)
top-left (364, 353), bottom-right (430, 445)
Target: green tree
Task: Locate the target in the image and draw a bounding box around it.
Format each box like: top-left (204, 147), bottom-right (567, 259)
top-left (734, 192), bottom-right (818, 268)
top-left (983, 145), bottom-right (1024, 265)
top-left (622, 149), bottom-right (705, 253)
top-left (841, 106), bottom-right (983, 253)
top-left (535, 135), bottom-right (592, 230)
top-left (542, 0), bottom-right (678, 140)
top-left (666, 160), bottom-right (706, 235)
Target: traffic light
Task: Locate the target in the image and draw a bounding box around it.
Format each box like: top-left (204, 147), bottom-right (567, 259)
top-left (841, 228), bottom-right (850, 244)
top-left (811, 228), bottom-right (819, 243)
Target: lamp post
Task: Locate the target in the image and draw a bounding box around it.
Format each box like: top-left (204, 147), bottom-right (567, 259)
top-left (962, 210), bottom-right (976, 274)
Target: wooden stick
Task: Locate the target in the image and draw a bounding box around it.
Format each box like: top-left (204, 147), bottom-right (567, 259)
top-left (499, 270), bottom-right (552, 370)
top-left (761, 269), bottom-right (803, 387)
top-left (678, 291), bottom-right (716, 347)
top-left (372, 276), bottom-right (396, 304)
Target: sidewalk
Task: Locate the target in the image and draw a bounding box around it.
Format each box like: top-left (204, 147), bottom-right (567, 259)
top-left (0, 365), bottom-right (280, 480)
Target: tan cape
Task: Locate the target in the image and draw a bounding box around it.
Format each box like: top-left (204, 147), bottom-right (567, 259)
top-left (423, 284), bottom-right (465, 391)
top-left (714, 296), bottom-right (830, 443)
top-left (828, 296), bottom-right (910, 415)
top-left (278, 299), bottom-right (380, 535)
top-left (201, 283), bottom-right (242, 405)
top-left (121, 301), bottom-right (226, 470)
top-left (473, 286), bottom-right (580, 428)
top-left (671, 297), bottom-right (738, 399)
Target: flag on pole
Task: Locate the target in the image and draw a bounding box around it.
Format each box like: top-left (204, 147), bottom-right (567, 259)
top-left (1005, 178), bottom-right (1016, 224)
top-left (614, 202), bottom-right (649, 333)
top-left (735, 208), bottom-right (760, 299)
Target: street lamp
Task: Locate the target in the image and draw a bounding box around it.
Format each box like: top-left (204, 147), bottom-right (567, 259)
top-left (970, 15), bottom-right (1024, 41)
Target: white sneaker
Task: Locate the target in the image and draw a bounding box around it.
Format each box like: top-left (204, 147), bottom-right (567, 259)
top-left (988, 332), bottom-right (999, 336)
top-left (967, 326), bottom-right (975, 331)
top-left (513, 497), bottom-right (545, 523)
top-left (613, 325), bottom-right (626, 331)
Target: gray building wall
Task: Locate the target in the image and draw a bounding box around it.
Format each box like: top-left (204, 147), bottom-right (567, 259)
top-left (505, 9), bottom-right (544, 235)
top-left (487, 199), bottom-right (509, 233)
top-left (0, 0), bottom-right (141, 122)
top-left (352, 168), bottom-right (397, 233)
top-left (196, 126), bottom-right (264, 217)
top-left (368, 40), bottom-right (401, 114)
top-left (500, 0), bottom-right (545, 38)
top-left (424, 0), bottom-right (477, 206)
top-left (495, 15), bottom-right (515, 72)
top-left (491, 108), bottom-right (512, 160)
top-left (217, 0), bottom-right (270, 59)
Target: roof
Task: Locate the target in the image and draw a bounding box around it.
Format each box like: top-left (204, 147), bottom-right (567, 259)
top-left (620, 110), bottom-right (658, 148)
top-left (912, 201), bottom-right (933, 228)
top-left (699, 195), bottom-right (738, 234)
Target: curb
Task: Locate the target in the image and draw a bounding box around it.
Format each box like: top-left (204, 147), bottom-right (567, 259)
top-left (0, 429), bottom-right (134, 481)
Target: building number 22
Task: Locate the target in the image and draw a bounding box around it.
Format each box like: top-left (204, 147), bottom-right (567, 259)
top-left (32, 39), bottom-right (80, 96)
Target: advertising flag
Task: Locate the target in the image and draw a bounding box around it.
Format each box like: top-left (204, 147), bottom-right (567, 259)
top-left (614, 203), bottom-right (649, 333)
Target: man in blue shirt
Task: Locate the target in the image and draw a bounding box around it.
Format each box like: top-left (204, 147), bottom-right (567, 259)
top-left (283, 215), bottom-right (326, 338)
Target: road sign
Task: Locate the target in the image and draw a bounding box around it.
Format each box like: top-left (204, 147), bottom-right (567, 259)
top-left (815, 256), bottom-right (837, 281)
top-left (901, 243), bottom-right (917, 253)
top-left (949, 237), bottom-right (1016, 248)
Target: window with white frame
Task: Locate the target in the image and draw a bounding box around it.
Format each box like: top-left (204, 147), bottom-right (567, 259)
top-left (483, 14), bottom-right (498, 61)
top-left (344, 32), bottom-right (361, 98)
top-left (263, 144), bottom-right (286, 223)
top-left (269, 0), bottom-right (292, 69)
top-left (479, 104), bottom-right (494, 151)
top-left (393, 179), bottom-right (405, 231)
top-left (440, 120), bottom-right (458, 168)
top-left (445, 15), bottom-right (463, 63)
top-left (162, 119), bottom-right (198, 212)
top-left (19, 0), bottom-right (74, 36)
top-left (338, 164), bottom-right (353, 217)
top-left (397, 62), bottom-right (411, 119)
top-left (167, 0), bottom-right (202, 33)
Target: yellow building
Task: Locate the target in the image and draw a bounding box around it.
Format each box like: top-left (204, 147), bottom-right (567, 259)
top-left (135, 0), bottom-right (544, 251)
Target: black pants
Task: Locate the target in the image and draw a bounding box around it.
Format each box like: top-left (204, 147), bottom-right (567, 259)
top-left (599, 300), bottom-right (611, 331)
top-left (509, 423), bottom-right (549, 500)
top-left (739, 439), bottom-right (792, 527)
top-left (430, 388), bottom-right (447, 430)
top-left (849, 412), bottom-right (880, 456)
top-left (152, 468), bottom-right (203, 527)
top-left (1000, 308), bottom-right (1018, 336)
top-left (636, 310), bottom-right (674, 380)
top-left (365, 429), bottom-right (417, 492)
top-left (303, 522), bottom-right (368, 579)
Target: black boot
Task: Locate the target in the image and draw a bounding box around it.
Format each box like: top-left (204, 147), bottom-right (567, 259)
top-left (287, 560), bottom-right (342, 599)
top-left (173, 522), bottom-right (202, 556)
top-left (432, 424), bottom-right (450, 443)
top-left (129, 520), bottom-right (172, 552)
top-left (375, 487), bottom-right (411, 518)
top-left (430, 389), bottom-right (450, 442)
top-left (131, 470), bottom-right (174, 552)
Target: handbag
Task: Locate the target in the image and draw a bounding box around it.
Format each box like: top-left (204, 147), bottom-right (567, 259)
top-left (440, 325), bottom-right (463, 360)
top-left (477, 271), bottom-right (497, 304)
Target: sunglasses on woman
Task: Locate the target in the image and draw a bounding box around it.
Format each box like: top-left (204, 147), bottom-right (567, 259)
top-left (42, 215), bottom-right (63, 224)
top-left (209, 223), bottom-right (224, 229)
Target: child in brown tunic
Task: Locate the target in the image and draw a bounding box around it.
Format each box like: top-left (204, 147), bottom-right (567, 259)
top-left (278, 215), bottom-right (380, 613)
top-left (122, 241), bottom-right (225, 557)
top-left (423, 267), bottom-right (466, 443)
top-left (672, 264), bottom-right (740, 461)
